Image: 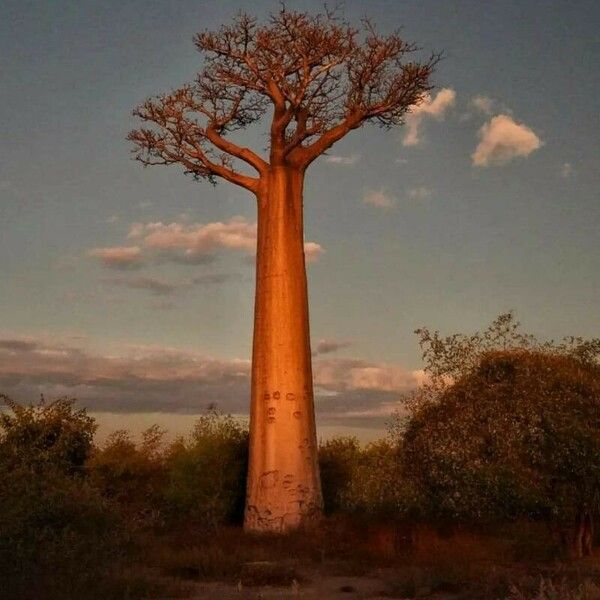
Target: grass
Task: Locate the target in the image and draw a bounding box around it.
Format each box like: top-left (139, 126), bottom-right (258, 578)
top-left (119, 520), bottom-right (599, 599)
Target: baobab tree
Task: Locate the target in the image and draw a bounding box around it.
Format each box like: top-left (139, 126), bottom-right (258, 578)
top-left (128, 7), bottom-right (438, 533)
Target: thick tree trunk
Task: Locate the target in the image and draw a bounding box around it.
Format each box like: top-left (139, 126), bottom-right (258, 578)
top-left (244, 166), bottom-right (323, 533)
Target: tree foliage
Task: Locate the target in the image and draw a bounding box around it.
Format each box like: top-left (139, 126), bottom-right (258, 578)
top-left (0, 394), bottom-right (96, 473)
top-left (163, 409), bottom-right (249, 529)
top-left (87, 425), bottom-right (167, 527)
top-left (0, 395), bottom-right (120, 600)
top-left (319, 436), bottom-right (362, 514)
top-left (400, 314), bottom-right (600, 556)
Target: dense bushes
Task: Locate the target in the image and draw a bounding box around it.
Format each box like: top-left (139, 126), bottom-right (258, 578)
top-left (318, 436), bottom-right (361, 514)
top-left (319, 437), bottom-right (417, 520)
top-left (162, 410), bottom-right (248, 528)
top-left (399, 313), bottom-right (600, 557)
top-left (87, 425), bottom-right (167, 527)
top-left (0, 395), bottom-right (125, 600)
top-left (1, 314), bottom-right (599, 597)
top-left (402, 350), bottom-right (600, 556)
top-left (0, 397), bottom-right (250, 598)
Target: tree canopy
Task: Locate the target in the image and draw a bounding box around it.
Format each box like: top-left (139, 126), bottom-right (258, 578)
top-left (128, 7), bottom-right (438, 191)
top-left (399, 315), bottom-right (600, 556)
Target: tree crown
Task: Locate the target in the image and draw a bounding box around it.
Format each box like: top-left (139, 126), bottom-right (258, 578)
top-left (401, 349), bottom-right (600, 524)
top-left (128, 6), bottom-right (439, 192)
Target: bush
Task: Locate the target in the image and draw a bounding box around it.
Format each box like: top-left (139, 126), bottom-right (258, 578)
top-left (319, 436), bottom-right (419, 521)
top-left (0, 395), bottom-right (126, 600)
top-left (0, 394), bottom-right (96, 474)
top-left (88, 425), bottom-right (167, 528)
top-left (163, 409), bottom-right (248, 529)
top-left (400, 315), bottom-right (600, 558)
top-left (319, 436), bottom-right (361, 514)
top-left (340, 439), bottom-right (415, 519)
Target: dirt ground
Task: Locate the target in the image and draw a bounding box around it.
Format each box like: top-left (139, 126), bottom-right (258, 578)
top-left (166, 569), bottom-right (458, 599)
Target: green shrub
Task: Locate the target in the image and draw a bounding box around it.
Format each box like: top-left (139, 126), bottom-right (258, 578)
top-left (319, 436), bottom-right (419, 521)
top-left (0, 394), bottom-right (96, 473)
top-left (399, 314), bottom-right (600, 557)
top-left (340, 439), bottom-right (418, 520)
top-left (0, 395), bottom-right (126, 599)
top-left (88, 425), bottom-right (167, 527)
top-left (319, 436), bottom-right (361, 514)
top-left (163, 409), bottom-right (248, 529)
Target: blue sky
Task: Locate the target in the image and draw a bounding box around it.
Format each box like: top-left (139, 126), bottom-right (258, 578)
top-left (1, 0), bottom-right (598, 439)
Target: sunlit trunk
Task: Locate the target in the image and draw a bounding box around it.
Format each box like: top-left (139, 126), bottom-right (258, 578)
top-left (244, 166), bottom-right (323, 533)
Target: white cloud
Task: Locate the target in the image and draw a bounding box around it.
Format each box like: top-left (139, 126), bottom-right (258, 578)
top-left (149, 299), bottom-right (177, 311)
top-left (303, 242), bottom-right (324, 263)
top-left (363, 188), bottom-right (395, 209)
top-left (191, 273), bottom-right (242, 285)
top-left (87, 246), bottom-right (142, 270)
top-left (561, 162), bottom-right (574, 178)
top-left (324, 154), bottom-right (360, 165)
top-left (127, 222), bottom-right (145, 238)
top-left (0, 335), bottom-right (251, 414)
top-left (471, 95), bottom-right (494, 115)
top-left (407, 186), bottom-right (432, 201)
top-left (91, 217), bottom-right (324, 267)
top-left (129, 216), bottom-right (257, 256)
top-left (130, 217), bottom-right (323, 262)
top-left (403, 88), bottom-right (456, 146)
top-left (101, 271), bottom-right (242, 299)
top-left (313, 358), bottom-right (421, 393)
top-left (472, 114), bottom-right (542, 167)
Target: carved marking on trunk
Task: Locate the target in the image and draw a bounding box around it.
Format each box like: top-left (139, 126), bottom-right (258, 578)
top-left (293, 411), bottom-right (301, 419)
top-left (286, 392), bottom-right (295, 401)
top-left (273, 391), bottom-right (280, 400)
top-left (296, 484), bottom-right (310, 497)
top-left (260, 471), bottom-right (279, 489)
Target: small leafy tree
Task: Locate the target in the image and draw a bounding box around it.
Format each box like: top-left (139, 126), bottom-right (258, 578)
top-left (340, 439), bottom-right (414, 520)
top-left (399, 315), bottom-right (600, 558)
top-left (164, 409), bottom-right (248, 530)
top-left (88, 425), bottom-right (167, 527)
top-left (0, 394), bottom-right (96, 473)
top-left (319, 436), bottom-right (418, 521)
top-left (0, 395), bottom-right (121, 599)
top-left (319, 436), bottom-right (361, 515)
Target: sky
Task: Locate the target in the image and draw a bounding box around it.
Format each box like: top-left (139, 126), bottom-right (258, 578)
top-left (1, 0), bottom-right (599, 441)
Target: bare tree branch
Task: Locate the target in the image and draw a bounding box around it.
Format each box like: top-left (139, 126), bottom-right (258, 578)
top-left (128, 7), bottom-right (439, 186)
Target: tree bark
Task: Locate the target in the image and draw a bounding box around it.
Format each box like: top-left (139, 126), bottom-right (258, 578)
top-left (244, 166), bottom-right (323, 533)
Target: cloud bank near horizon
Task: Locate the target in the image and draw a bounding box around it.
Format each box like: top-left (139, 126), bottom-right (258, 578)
top-left (0, 335), bottom-right (422, 428)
